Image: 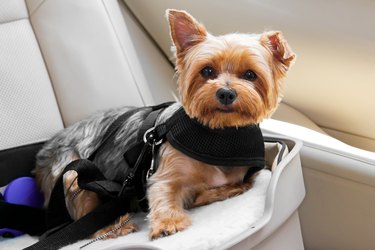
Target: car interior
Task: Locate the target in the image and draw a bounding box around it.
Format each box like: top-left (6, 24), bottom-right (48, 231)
top-left (1, 0), bottom-right (374, 249)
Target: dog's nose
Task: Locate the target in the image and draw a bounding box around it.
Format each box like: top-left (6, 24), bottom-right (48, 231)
top-left (216, 88), bottom-right (237, 105)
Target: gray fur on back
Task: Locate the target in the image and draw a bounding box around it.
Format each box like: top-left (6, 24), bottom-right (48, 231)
top-left (35, 102), bottom-right (181, 205)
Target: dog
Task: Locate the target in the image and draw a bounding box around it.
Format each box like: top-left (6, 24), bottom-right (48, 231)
top-left (34, 9), bottom-right (295, 240)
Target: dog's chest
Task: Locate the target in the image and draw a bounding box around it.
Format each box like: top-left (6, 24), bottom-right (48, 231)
top-left (155, 142), bottom-right (251, 189)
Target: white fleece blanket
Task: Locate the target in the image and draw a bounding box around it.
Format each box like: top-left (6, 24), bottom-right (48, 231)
top-left (0, 170), bottom-right (271, 250)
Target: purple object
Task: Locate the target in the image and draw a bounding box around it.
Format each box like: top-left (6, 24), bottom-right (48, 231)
top-left (0, 177), bottom-right (44, 237)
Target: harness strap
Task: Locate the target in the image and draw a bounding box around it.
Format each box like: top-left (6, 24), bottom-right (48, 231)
top-left (45, 159), bottom-right (123, 233)
top-left (25, 160), bottom-right (129, 250)
top-left (24, 103), bottom-right (173, 249)
top-left (88, 108), bottom-right (143, 162)
top-left (25, 199), bottom-right (127, 250)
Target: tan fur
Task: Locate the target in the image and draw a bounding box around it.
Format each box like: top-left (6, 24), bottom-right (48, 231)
top-left (63, 170), bottom-right (100, 221)
top-left (92, 214), bottom-right (137, 239)
top-left (147, 9), bottom-right (295, 239)
top-left (56, 9), bottom-right (295, 241)
top-left (170, 25), bottom-right (295, 129)
top-left (147, 143), bottom-right (251, 239)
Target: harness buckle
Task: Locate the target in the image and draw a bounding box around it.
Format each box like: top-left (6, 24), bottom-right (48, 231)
top-left (118, 172), bottom-right (135, 198)
top-left (143, 127), bottom-right (163, 146)
top-left (146, 142), bottom-right (156, 181)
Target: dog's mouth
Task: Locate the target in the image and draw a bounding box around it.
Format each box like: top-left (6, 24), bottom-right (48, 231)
top-left (216, 106), bottom-right (234, 113)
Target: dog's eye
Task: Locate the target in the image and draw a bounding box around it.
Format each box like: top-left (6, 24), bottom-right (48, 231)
top-left (242, 70), bottom-right (257, 81)
top-left (200, 66), bottom-right (216, 78)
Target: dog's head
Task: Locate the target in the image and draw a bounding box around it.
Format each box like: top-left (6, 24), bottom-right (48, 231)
top-left (167, 9), bottom-right (296, 129)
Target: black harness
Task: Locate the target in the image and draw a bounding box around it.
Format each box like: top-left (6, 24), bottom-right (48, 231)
top-left (22, 102), bottom-right (267, 249)
top-left (165, 107), bottom-right (265, 167)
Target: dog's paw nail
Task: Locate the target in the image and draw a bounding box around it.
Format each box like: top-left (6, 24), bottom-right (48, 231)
top-left (162, 231), bottom-right (170, 237)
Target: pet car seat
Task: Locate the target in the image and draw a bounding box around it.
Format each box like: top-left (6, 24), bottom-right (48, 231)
top-left (0, 0), bottom-right (305, 249)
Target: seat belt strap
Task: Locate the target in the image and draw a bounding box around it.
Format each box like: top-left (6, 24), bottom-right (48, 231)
top-left (24, 198), bottom-right (127, 250)
top-left (0, 201), bottom-right (46, 236)
top-left (24, 159), bottom-right (128, 250)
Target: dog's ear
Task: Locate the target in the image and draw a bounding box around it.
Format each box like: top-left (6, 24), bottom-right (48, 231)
top-left (166, 9), bottom-right (207, 55)
top-left (260, 31), bottom-right (296, 76)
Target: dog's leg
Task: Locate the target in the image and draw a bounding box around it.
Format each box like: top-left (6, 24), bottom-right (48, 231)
top-left (147, 143), bottom-right (196, 240)
top-left (63, 170), bottom-right (101, 220)
top-left (192, 180), bottom-right (254, 208)
top-left (147, 180), bottom-right (193, 240)
top-left (64, 171), bottom-right (139, 239)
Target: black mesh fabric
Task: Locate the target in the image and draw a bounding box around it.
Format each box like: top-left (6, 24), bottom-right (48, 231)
top-left (166, 108), bottom-right (265, 167)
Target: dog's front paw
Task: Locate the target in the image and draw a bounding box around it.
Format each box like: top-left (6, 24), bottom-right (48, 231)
top-left (149, 212), bottom-right (191, 240)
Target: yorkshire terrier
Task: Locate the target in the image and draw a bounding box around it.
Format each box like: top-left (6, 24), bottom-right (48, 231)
top-left (34, 9), bottom-right (295, 240)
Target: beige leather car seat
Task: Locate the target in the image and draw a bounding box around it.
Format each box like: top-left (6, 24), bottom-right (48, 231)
top-left (0, 0), bottom-right (176, 183)
top-left (0, 0), bottom-right (176, 150)
top-left (0, 0), bottom-right (63, 152)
